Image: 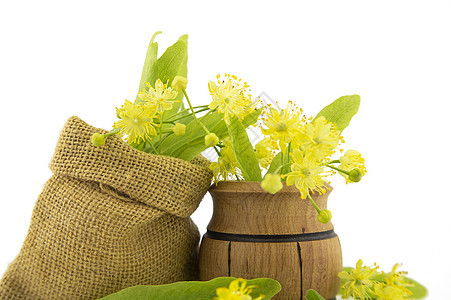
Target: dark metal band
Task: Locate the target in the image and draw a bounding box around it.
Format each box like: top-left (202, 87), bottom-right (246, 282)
top-left (205, 229), bottom-right (337, 243)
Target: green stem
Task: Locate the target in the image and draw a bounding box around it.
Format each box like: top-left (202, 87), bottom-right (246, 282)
top-left (149, 142), bottom-right (158, 154)
top-left (105, 128), bottom-right (121, 137)
top-left (165, 107), bottom-right (210, 122)
top-left (326, 164), bottom-right (349, 175)
top-left (214, 146), bottom-right (221, 156)
top-left (328, 160), bottom-right (341, 164)
top-left (159, 111), bottom-right (163, 154)
top-left (308, 194), bottom-right (322, 214)
top-left (273, 163), bottom-right (292, 175)
top-left (183, 90), bottom-right (210, 134)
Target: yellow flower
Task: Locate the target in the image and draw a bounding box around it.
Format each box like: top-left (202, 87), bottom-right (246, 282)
top-left (382, 263), bottom-right (413, 298)
top-left (138, 79), bottom-right (178, 113)
top-left (208, 74), bottom-right (258, 125)
top-left (296, 116), bottom-right (341, 161)
top-left (255, 138), bottom-right (277, 169)
top-left (171, 76), bottom-right (188, 92)
top-left (210, 138), bottom-right (242, 182)
top-left (338, 259), bottom-right (379, 300)
top-left (284, 149), bottom-right (328, 199)
top-left (373, 284), bottom-right (409, 300)
top-left (214, 278), bottom-right (264, 300)
top-left (113, 100), bottom-right (158, 144)
top-left (262, 101), bottom-right (304, 154)
top-left (261, 174), bottom-right (283, 194)
top-left (339, 150), bottom-right (367, 183)
top-left (172, 123), bottom-right (186, 136)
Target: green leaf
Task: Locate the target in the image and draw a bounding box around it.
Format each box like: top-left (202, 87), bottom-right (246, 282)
top-left (149, 34), bottom-right (188, 86)
top-left (154, 34), bottom-right (188, 119)
top-left (97, 277), bottom-right (281, 300)
top-left (267, 152), bottom-right (282, 175)
top-left (314, 95), bottom-right (360, 132)
top-left (266, 149), bottom-right (290, 180)
top-left (136, 31), bottom-right (161, 101)
top-left (227, 117), bottom-right (262, 181)
top-left (406, 277), bottom-right (428, 299)
top-left (305, 289), bottom-right (325, 300)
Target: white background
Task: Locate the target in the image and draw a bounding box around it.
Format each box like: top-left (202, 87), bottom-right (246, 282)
top-left (0, 1), bottom-right (450, 298)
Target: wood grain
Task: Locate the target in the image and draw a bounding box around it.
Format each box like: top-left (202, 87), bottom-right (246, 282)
top-left (207, 182), bottom-right (333, 235)
top-left (199, 182), bottom-right (342, 300)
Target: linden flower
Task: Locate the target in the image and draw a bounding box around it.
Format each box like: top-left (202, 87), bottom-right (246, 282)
top-left (210, 138), bottom-right (242, 182)
top-left (208, 74), bottom-right (258, 125)
top-left (262, 101), bottom-right (304, 154)
top-left (113, 100), bottom-right (158, 144)
top-left (383, 263), bottom-right (413, 297)
top-left (339, 150), bottom-right (367, 183)
top-left (255, 138), bottom-right (277, 169)
top-left (138, 79), bottom-right (178, 113)
top-left (284, 149), bottom-right (328, 199)
top-left (296, 116), bottom-right (341, 161)
top-left (214, 278), bottom-right (264, 300)
top-left (338, 259), bottom-right (379, 300)
top-left (374, 284), bottom-right (409, 300)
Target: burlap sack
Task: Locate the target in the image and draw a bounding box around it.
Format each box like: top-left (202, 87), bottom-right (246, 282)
top-left (0, 116), bottom-right (213, 299)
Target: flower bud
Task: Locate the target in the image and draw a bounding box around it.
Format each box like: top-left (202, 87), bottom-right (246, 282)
top-left (317, 209), bottom-right (332, 224)
top-left (205, 133), bottom-right (219, 147)
top-left (172, 123), bottom-right (186, 136)
top-left (261, 174), bottom-right (283, 194)
top-left (172, 76), bottom-right (188, 92)
top-left (348, 168), bottom-right (362, 182)
top-left (91, 133), bottom-right (105, 147)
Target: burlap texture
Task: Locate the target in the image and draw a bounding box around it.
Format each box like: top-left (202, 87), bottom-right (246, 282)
top-left (0, 116), bottom-right (213, 299)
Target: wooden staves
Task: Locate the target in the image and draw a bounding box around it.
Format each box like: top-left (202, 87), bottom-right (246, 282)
top-left (199, 182), bottom-right (342, 300)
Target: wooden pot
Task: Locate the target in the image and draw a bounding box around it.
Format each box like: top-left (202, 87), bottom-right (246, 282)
top-left (198, 182), bottom-right (342, 300)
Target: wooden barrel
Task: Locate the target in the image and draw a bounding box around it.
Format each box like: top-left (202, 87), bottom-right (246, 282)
top-left (199, 182), bottom-right (342, 300)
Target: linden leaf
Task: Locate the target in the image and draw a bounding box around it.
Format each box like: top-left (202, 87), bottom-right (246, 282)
top-left (305, 289), bottom-right (325, 300)
top-left (97, 277), bottom-right (281, 300)
top-left (314, 95), bottom-right (360, 132)
top-left (135, 31), bottom-right (161, 101)
top-left (406, 277), bottom-right (428, 299)
top-left (227, 117), bottom-right (262, 182)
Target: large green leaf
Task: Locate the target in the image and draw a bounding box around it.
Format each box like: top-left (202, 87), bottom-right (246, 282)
top-left (227, 117), bottom-right (262, 181)
top-left (135, 31), bottom-right (161, 101)
top-left (314, 95), bottom-right (360, 132)
top-left (305, 289), bottom-right (325, 300)
top-left (98, 277), bottom-right (281, 300)
top-left (149, 34), bottom-right (188, 86)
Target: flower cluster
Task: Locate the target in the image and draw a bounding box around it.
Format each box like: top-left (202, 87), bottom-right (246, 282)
top-left (205, 78), bottom-right (365, 224)
top-left (214, 278), bottom-right (265, 300)
top-left (338, 260), bottom-right (414, 300)
top-left (92, 68), bottom-right (365, 225)
top-left (92, 79), bottom-right (181, 146)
